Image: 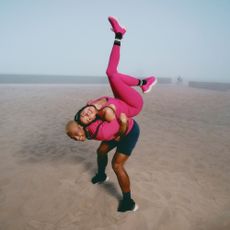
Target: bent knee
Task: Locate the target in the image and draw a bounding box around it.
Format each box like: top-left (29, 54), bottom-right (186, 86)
top-left (106, 69), bottom-right (118, 78)
top-left (129, 98), bottom-right (144, 116)
top-left (106, 68), bottom-right (112, 77)
top-left (97, 148), bottom-right (108, 156)
top-left (112, 161), bottom-right (122, 172)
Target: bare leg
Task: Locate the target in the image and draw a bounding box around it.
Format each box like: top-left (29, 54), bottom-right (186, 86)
top-left (112, 152), bottom-right (130, 192)
top-left (112, 152), bottom-right (138, 212)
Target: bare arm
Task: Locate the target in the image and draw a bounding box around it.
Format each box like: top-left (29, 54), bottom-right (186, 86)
top-left (114, 113), bottom-right (128, 141)
top-left (103, 104), bottom-right (116, 122)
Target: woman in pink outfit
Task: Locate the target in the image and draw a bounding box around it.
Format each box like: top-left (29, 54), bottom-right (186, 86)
top-left (66, 16), bottom-right (157, 212)
top-left (75, 16), bottom-right (157, 127)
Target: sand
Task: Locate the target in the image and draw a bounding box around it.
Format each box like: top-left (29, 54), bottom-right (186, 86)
top-left (0, 84), bottom-right (230, 230)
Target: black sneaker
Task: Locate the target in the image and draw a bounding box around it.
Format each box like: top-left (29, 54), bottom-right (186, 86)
top-left (91, 173), bottom-right (109, 184)
top-left (117, 199), bottom-right (139, 212)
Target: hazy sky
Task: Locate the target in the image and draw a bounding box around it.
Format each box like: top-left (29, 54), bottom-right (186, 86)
top-left (0, 0), bottom-right (230, 82)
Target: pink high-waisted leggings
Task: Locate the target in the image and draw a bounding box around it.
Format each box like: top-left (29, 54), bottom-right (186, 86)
top-left (106, 44), bottom-right (143, 117)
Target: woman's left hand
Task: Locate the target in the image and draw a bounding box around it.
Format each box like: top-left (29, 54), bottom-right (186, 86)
top-left (119, 113), bottom-right (127, 123)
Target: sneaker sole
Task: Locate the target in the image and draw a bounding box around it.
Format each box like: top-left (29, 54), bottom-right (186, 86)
top-left (144, 78), bottom-right (158, 94)
top-left (133, 204), bottom-right (139, 212)
top-left (117, 203), bottom-right (139, 212)
top-left (98, 176), bottom-right (109, 184)
top-left (110, 27), bottom-right (127, 33)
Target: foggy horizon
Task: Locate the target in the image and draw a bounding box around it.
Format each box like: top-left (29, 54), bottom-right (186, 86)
top-left (1, 0), bottom-right (230, 83)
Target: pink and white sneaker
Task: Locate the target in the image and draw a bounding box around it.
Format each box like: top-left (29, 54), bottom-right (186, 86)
top-left (108, 16), bottom-right (126, 36)
top-left (141, 76), bottom-right (158, 93)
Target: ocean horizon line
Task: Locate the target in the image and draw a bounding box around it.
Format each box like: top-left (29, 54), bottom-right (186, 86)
top-left (0, 74), bottom-right (230, 90)
top-left (0, 73), bottom-right (173, 84)
top-left (0, 74), bottom-right (108, 84)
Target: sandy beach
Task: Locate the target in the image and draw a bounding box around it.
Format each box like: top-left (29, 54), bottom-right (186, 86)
top-left (0, 84), bottom-right (230, 230)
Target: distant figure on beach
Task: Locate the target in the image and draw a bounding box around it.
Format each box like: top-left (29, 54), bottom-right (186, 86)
top-left (177, 75), bottom-right (183, 84)
top-left (66, 16), bottom-right (157, 212)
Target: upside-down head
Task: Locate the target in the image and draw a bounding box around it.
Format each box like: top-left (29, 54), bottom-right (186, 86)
top-left (65, 120), bottom-right (86, 141)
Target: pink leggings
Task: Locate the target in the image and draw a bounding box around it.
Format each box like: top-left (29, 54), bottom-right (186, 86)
top-left (106, 44), bottom-right (143, 117)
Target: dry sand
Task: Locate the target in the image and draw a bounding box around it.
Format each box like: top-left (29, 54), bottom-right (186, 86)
top-left (0, 84), bottom-right (230, 230)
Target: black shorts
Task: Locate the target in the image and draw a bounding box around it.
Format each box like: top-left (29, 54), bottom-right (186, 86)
top-left (104, 120), bottom-right (140, 156)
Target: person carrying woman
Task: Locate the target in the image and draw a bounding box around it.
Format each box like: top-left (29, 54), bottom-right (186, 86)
top-left (66, 16), bottom-right (157, 212)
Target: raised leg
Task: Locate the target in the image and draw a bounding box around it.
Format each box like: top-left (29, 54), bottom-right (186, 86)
top-left (105, 38), bottom-right (143, 117)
